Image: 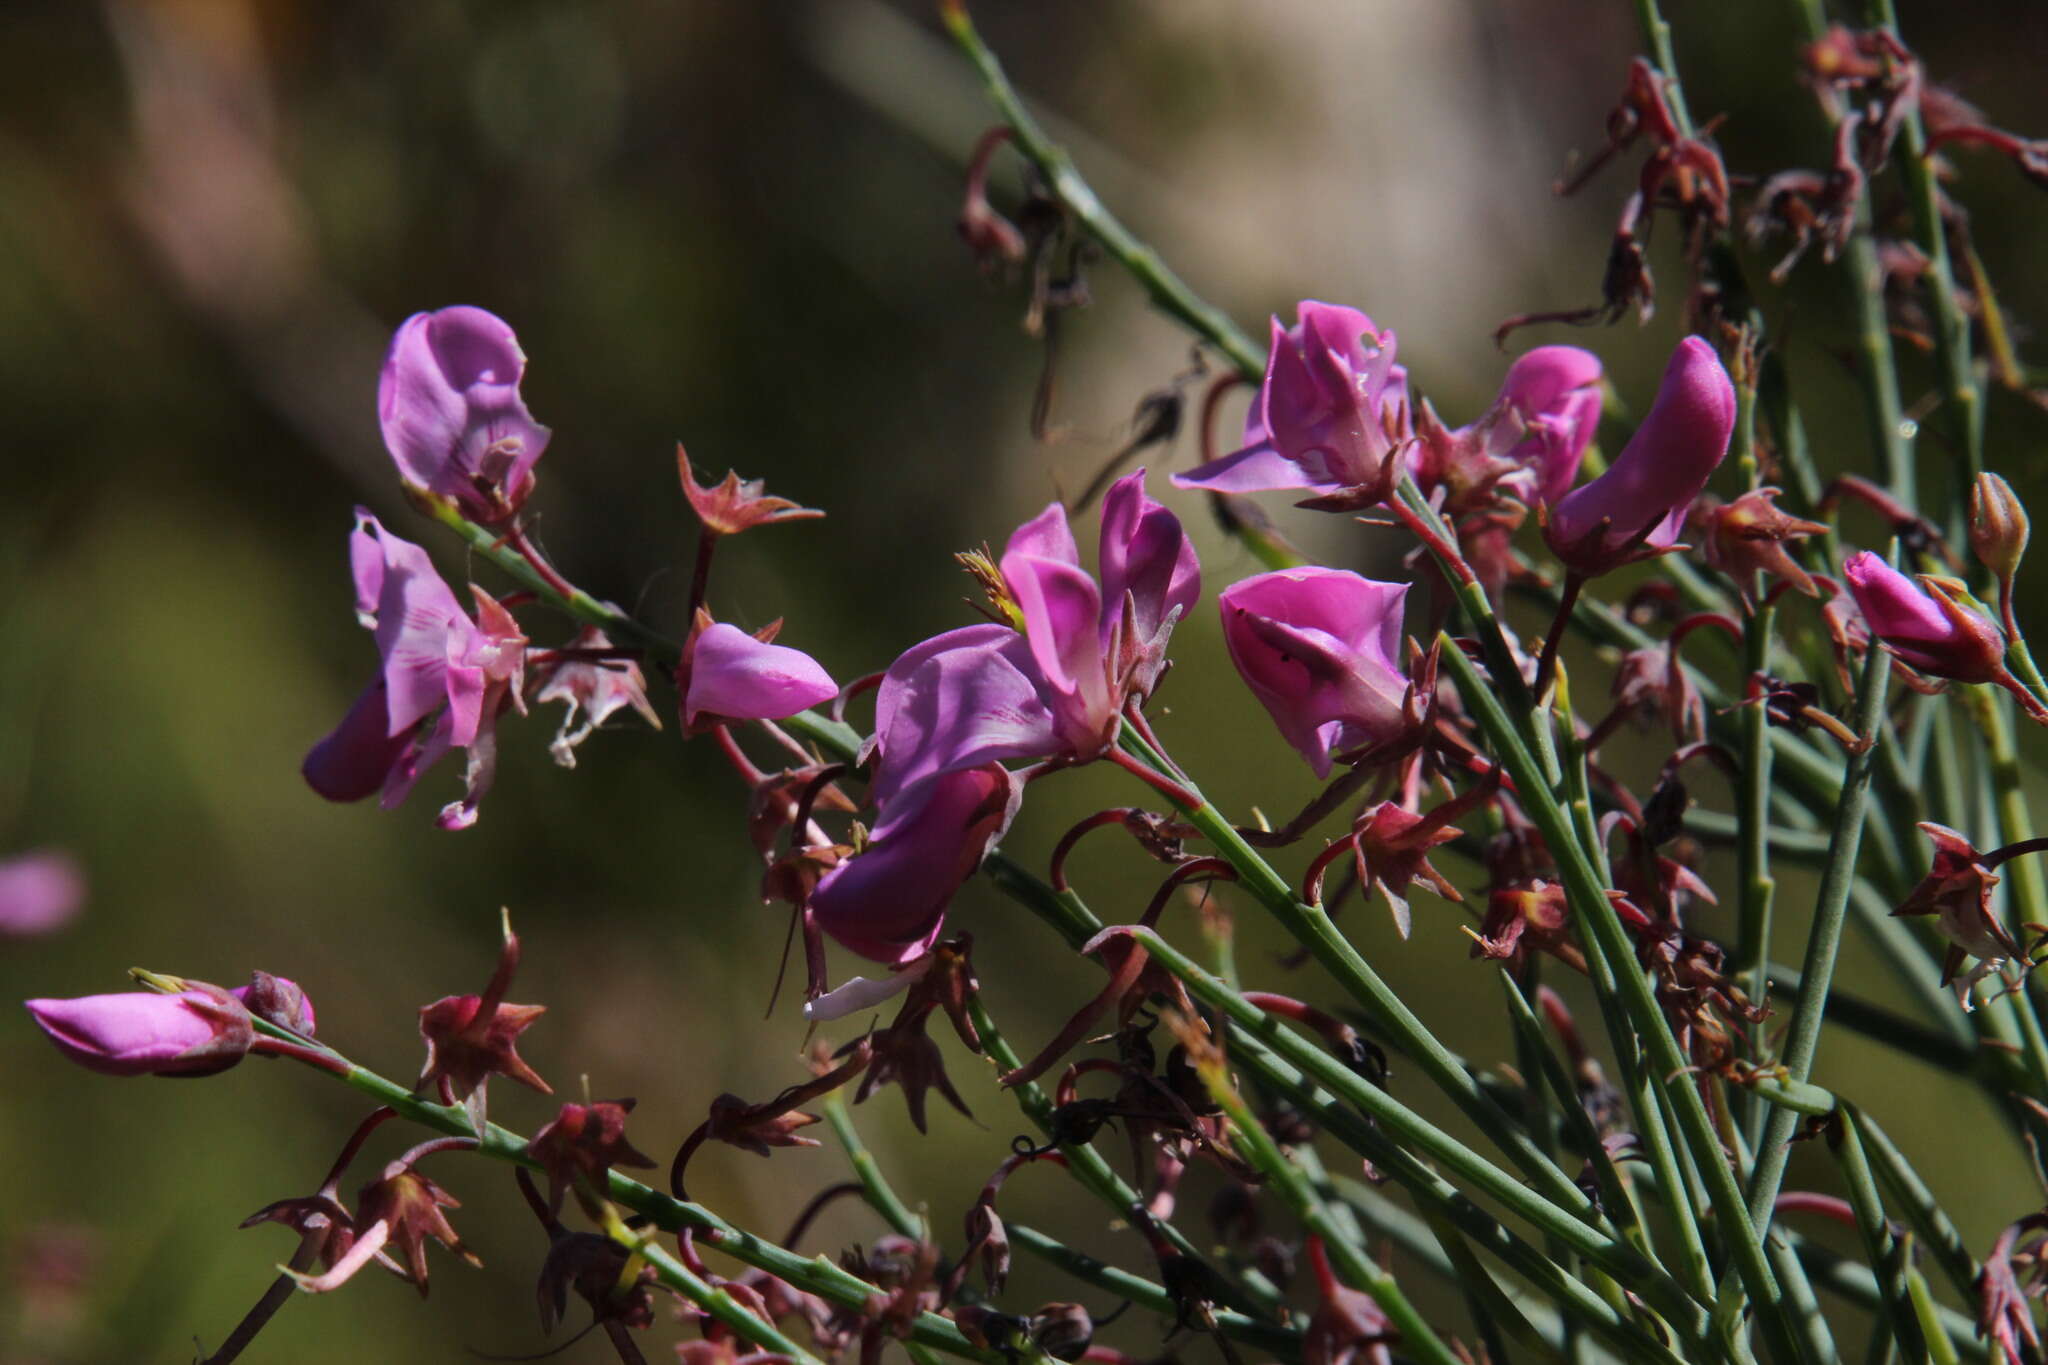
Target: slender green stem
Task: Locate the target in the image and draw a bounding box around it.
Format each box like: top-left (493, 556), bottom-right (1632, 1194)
top-left (821, 1093), bottom-right (925, 1240)
top-left (1827, 1108), bottom-right (1930, 1363)
top-left (1122, 927), bottom-right (1705, 1334)
top-left (1745, 638), bottom-right (1891, 1235)
top-left (1847, 1110), bottom-right (1978, 1308)
top-left (1632, 0), bottom-right (1694, 134)
top-left (1113, 719), bottom-right (1604, 1227)
top-left (1863, 0), bottom-right (1984, 497)
top-left (603, 1206), bottom-right (827, 1365)
top-left (938, 2), bottom-right (1263, 379)
top-left (244, 1019), bottom-right (998, 1364)
top-left (1197, 1055), bottom-right (1467, 1365)
top-left (1438, 638), bottom-right (1805, 1363)
top-left (1007, 1225), bottom-right (1302, 1358)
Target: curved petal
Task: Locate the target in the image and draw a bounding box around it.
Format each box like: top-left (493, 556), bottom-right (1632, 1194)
top-left (867, 631), bottom-right (1056, 807)
top-left (1098, 470), bottom-right (1200, 647)
top-left (810, 766), bottom-right (1019, 964)
top-left (303, 677), bottom-right (410, 803)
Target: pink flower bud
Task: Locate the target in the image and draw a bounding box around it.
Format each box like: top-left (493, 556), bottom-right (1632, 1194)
top-left (378, 306), bottom-right (550, 522)
top-left (1546, 336), bottom-right (1734, 575)
top-left (1498, 345), bottom-right (1605, 507)
top-left (1843, 551), bottom-right (2007, 682)
top-left (232, 973), bottom-right (317, 1035)
top-left (25, 987), bottom-right (253, 1078)
top-left (1217, 568), bottom-right (1411, 779)
top-left (682, 622), bottom-right (838, 730)
top-left (1971, 471), bottom-right (2029, 587)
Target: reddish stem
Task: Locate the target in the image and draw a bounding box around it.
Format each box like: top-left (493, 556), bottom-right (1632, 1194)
top-left (1106, 745), bottom-right (1202, 812)
top-left (502, 522), bottom-right (580, 601)
top-left (249, 1036), bottom-right (352, 1076)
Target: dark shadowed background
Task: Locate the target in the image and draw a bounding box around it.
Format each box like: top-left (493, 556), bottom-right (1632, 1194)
top-left (4, 2), bottom-right (2047, 1360)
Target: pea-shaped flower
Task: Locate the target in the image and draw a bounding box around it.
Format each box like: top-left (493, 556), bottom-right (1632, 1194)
top-left (25, 986), bottom-right (254, 1077)
top-left (1545, 336), bottom-right (1733, 576)
top-left (1842, 551), bottom-right (2007, 682)
top-left (1218, 568), bottom-right (1412, 779)
top-left (809, 764), bottom-right (1020, 964)
top-left (379, 306), bottom-right (550, 522)
top-left (1174, 302), bottom-right (1411, 510)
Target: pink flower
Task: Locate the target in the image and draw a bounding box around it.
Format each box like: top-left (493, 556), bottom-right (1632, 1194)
top-left (0, 851), bottom-right (85, 938)
top-left (1498, 345), bottom-right (1606, 506)
top-left (302, 510), bottom-right (527, 830)
top-left (1546, 336), bottom-right (1733, 575)
top-left (1173, 302), bottom-right (1411, 508)
top-left (1410, 344), bottom-right (1604, 514)
top-left (379, 306), bottom-right (550, 522)
top-left (25, 987), bottom-right (253, 1077)
top-left (810, 765), bottom-right (1020, 965)
top-left (866, 472), bottom-right (1197, 804)
top-left (1218, 568), bottom-right (1411, 779)
top-left (1843, 551), bottom-right (2007, 683)
top-left (682, 623), bottom-right (838, 730)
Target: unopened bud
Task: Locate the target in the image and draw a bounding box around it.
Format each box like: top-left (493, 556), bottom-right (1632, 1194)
top-left (25, 984), bottom-right (253, 1078)
top-left (1029, 1303), bottom-right (1094, 1362)
top-left (1970, 472), bottom-right (2028, 588)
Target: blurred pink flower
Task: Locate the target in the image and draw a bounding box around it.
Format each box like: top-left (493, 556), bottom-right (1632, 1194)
top-left (0, 851), bottom-right (84, 938)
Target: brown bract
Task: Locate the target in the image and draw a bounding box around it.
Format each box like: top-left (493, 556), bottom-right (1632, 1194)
top-left (679, 444), bottom-right (824, 537)
top-left (1695, 488), bottom-right (1829, 602)
top-left (527, 1099), bottom-right (657, 1220)
top-left (417, 918), bottom-right (551, 1129)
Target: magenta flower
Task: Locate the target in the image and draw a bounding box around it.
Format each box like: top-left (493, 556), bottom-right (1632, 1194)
top-left (1545, 336), bottom-right (1733, 575)
top-left (810, 764), bottom-right (1020, 965)
top-left (1173, 302), bottom-right (1411, 508)
top-left (0, 851), bottom-right (85, 938)
top-left (1218, 568), bottom-right (1411, 779)
top-left (1498, 346), bottom-right (1606, 506)
top-left (1411, 345), bottom-right (1604, 514)
top-left (25, 987), bottom-right (253, 1078)
top-left (302, 509), bottom-right (527, 830)
top-left (866, 472), bottom-right (1198, 804)
top-left (682, 622), bottom-right (838, 730)
top-left (379, 306), bottom-right (550, 522)
top-left (1843, 551), bottom-right (2008, 683)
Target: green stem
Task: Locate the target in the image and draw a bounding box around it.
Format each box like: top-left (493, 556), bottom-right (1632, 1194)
top-left (246, 1020), bottom-right (998, 1364)
top-left (1437, 638), bottom-right (1804, 1363)
top-left (1863, 0), bottom-right (1985, 497)
top-left (938, 2), bottom-right (1263, 379)
top-left (1847, 1110), bottom-right (1978, 1308)
top-left (1113, 719), bottom-right (1603, 1227)
top-left (821, 1093), bottom-right (925, 1240)
top-left (1745, 638), bottom-right (1891, 1234)
top-left (1827, 1107), bottom-right (1930, 1363)
top-left (1007, 1225), bottom-right (1302, 1358)
top-left (1632, 0), bottom-right (1694, 134)
top-left (1121, 926), bottom-right (1705, 1334)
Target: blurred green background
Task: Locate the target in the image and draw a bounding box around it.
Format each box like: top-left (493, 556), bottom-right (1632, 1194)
top-left (4, 1), bottom-right (2048, 1360)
